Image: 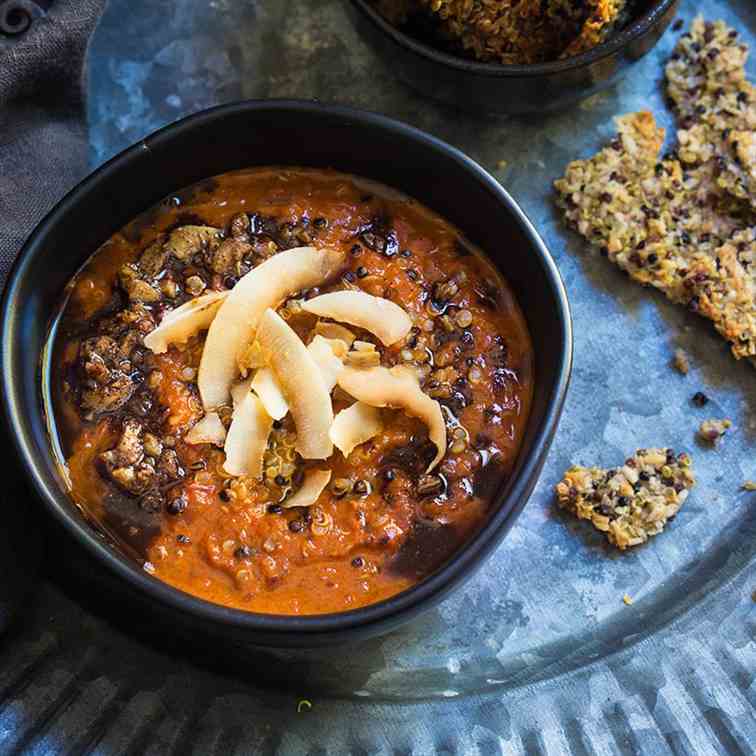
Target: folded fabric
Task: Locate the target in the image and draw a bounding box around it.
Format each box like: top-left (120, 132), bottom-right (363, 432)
top-left (0, 0), bottom-right (105, 633)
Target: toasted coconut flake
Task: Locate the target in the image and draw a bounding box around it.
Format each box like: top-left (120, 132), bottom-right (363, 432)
top-left (313, 321), bottom-right (356, 346)
top-left (185, 412), bottom-right (227, 447)
top-left (223, 392), bottom-right (273, 478)
top-left (281, 469), bottom-right (332, 509)
top-left (237, 341), bottom-right (265, 376)
top-left (308, 335), bottom-right (346, 391)
top-left (302, 291), bottom-right (412, 345)
top-left (144, 291), bottom-right (228, 354)
top-left (330, 402), bottom-right (384, 458)
top-left (198, 246), bottom-right (344, 409)
top-left (250, 336), bottom-right (346, 421)
top-left (256, 309), bottom-right (333, 459)
top-left (345, 341), bottom-right (381, 368)
top-left (352, 340), bottom-right (376, 351)
top-left (230, 375), bottom-right (254, 409)
top-left (251, 368), bottom-right (289, 420)
top-left (337, 365), bottom-right (446, 471)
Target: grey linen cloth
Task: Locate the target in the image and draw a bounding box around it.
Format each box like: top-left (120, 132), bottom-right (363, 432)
top-left (0, 0), bottom-right (105, 630)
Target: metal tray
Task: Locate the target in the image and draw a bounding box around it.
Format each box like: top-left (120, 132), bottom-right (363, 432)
top-left (1, 0), bottom-right (753, 752)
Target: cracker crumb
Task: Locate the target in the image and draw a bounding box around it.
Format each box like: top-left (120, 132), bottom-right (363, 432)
top-left (672, 348), bottom-right (690, 374)
top-left (698, 418), bottom-right (732, 445)
top-left (623, 594), bottom-right (633, 605)
top-left (742, 480), bottom-right (756, 491)
top-left (496, 159), bottom-right (508, 170)
top-left (556, 448), bottom-right (695, 549)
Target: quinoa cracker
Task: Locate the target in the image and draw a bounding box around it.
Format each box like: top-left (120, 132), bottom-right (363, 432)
top-left (666, 18), bottom-right (756, 209)
top-left (556, 448), bottom-right (696, 550)
top-left (555, 17), bottom-right (756, 369)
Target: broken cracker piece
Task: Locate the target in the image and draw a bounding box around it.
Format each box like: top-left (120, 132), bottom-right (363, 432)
top-left (672, 348), bottom-right (690, 375)
top-left (555, 447), bottom-right (695, 550)
top-left (697, 418), bottom-right (732, 445)
top-left (554, 109), bottom-right (755, 367)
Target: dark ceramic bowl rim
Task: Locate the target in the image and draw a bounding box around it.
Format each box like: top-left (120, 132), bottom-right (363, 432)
top-left (1, 100), bottom-right (571, 638)
top-left (350, 0), bottom-right (678, 76)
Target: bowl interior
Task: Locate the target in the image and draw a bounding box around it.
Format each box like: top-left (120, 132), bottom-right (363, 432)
top-left (1, 101), bottom-right (571, 640)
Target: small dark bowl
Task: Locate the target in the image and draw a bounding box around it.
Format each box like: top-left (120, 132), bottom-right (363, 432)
top-left (1, 101), bottom-right (571, 647)
top-left (347, 0), bottom-right (680, 113)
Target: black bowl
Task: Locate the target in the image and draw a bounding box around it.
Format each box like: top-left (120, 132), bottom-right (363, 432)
top-left (347, 0), bottom-right (680, 114)
top-left (1, 100), bottom-right (571, 647)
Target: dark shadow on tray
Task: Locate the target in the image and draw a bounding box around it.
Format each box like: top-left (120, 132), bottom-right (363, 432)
top-left (20, 509), bottom-right (443, 699)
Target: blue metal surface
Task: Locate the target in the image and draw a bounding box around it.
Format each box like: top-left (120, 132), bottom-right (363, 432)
top-left (0, 0), bottom-right (753, 752)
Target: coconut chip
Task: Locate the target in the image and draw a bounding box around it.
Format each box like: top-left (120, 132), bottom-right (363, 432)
top-left (198, 246), bottom-right (344, 410)
top-left (337, 365), bottom-right (446, 472)
top-left (302, 290), bottom-right (412, 346)
top-left (330, 402), bottom-right (384, 458)
top-left (144, 290), bottom-right (228, 354)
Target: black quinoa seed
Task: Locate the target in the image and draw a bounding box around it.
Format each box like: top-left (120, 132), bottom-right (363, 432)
top-left (343, 271), bottom-right (356, 283)
top-left (167, 494), bottom-right (188, 515)
top-left (351, 556), bottom-right (365, 568)
top-left (288, 519), bottom-right (304, 533)
top-left (692, 391), bottom-right (709, 407)
top-left (313, 217), bottom-right (328, 229)
top-left (274, 474), bottom-right (287, 486)
top-left (176, 534), bottom-right (191, 545)
top-left (353, 480), bottom-right (370, 496)
top-left (400, 249), bottom-right (412, 258)
top-left (356, 266), bottom-right (368, 278)
top-left (272, 419), bottom-right (283, 429)
top-left (235, 545), bottom-right (252, 559)
top-left (351, 244), bottom-right (362, 256)
top-left (267, 504), bottom-right (283, 515)
top-left (219, 489), bottom-right (230, 502)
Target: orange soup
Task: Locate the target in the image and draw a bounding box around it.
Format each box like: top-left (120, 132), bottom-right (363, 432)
top-left (51, 168), bottom-right (533, 615)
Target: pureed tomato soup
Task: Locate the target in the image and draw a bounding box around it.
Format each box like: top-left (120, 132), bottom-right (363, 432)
top-left (51, 168), bottom-right (533, 615)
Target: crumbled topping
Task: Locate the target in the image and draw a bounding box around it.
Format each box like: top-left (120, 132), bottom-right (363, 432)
top-left (390, 0), bottom-right (628, 64)
top-left (556, 448), bottom-right (696, 550)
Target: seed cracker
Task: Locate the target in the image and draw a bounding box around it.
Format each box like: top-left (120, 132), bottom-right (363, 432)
top-left (666, 17), bottom-right (756, 209)
top-left (555, 17), bottom-right (756, 368)
top-left (556, 448), bottom-right (695, 550)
